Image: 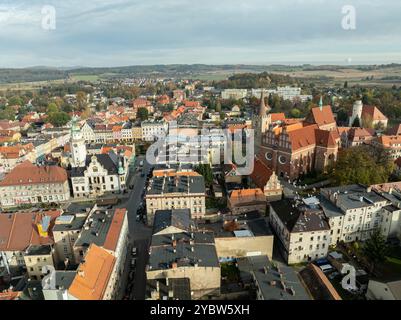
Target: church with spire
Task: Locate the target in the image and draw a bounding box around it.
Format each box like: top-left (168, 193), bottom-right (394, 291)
top-left (255, 96), bottom-right (340, 181)
top-left (253, 90), bottom-right (272, 153)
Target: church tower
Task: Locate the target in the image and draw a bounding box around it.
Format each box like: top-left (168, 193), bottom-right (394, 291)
top-left (70, 116), bottom-right (87, 168)
top-left (254, 90), bottom-right (271, 153)
top-left (349, 100), bottom-right (363, 127)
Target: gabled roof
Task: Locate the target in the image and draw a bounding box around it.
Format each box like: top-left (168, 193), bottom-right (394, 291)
top-left (287, 124), bottom-right (319, 151)
top-left (270, 113), bottom-right (286, 122)
top-left (0, 211), bottom-right (61, 251)
top-left (103, 209), bottom-right (127, 252)
top-left (376, 135), bottom-right (401, 147)
top-left (305, 105), bottom-right (336, 127)
top-left (153, 209), bottom-right (194, 235)
top-left (68, 244), bottom-right (115, 300)
top-left (270, 199), bottom-right (330, 233)
top-left (362, 105), bottom-right (388, 122)
top-left (348, 127), bottom-right (375, 141)
top-left (250, 156), bottom-right (274, 189)
top-left (315, 129), bottom-right (339, 148)
top-left (0, 161), bottom-right (68, 186)
top-left (229, 188), bottom-right (266, 207)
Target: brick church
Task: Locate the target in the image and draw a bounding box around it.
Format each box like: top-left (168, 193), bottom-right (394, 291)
top-left (254, 96), bottom-right (340, 181)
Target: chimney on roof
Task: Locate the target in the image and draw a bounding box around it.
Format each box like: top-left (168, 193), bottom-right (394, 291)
top-left (78, 270), bottom-right (85, 278)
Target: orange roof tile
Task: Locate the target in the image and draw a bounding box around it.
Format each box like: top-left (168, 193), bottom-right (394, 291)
top-left (250, 157), bottom-right (274, 190)
top-left (103, 209), bottom-right (127, 252)
top-left (306, 105), bottom-right (336, 127)
top-left (68, 244), bottom-right (115, 300)
top-left (286, 125), bottom-right (318, 151)
top-left (0, 211), bottom-right (61, 251)
top-left (229, 188), bottom-right (266, 206)
top-left (0, 161), bottom-right (67, 186)
top-left (270, 113), bottom-right (286, 122)
top-left (362, 105), bottom-right (388, 122)
top-left (377, 135), bottom-right (401, 147)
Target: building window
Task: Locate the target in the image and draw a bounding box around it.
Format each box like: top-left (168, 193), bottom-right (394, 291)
top-left (279, 155), bottom-right (287, 164)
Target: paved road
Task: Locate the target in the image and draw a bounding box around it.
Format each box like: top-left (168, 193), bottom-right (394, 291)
top-left (117, 155), bottom-right (153, 300)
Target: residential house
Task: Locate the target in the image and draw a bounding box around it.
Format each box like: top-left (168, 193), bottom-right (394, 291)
top-left (269, 199), bottom-right (331, 264)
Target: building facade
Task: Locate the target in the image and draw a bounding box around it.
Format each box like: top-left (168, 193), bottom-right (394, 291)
top-left (0, 161), bottom-right (70, 207)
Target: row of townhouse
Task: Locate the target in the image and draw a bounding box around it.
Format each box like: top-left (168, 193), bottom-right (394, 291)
top-left (269, 184), bottom-right (401, 265)
top-left (81, 119), bottom-right (167, 143)
top-left (0, 133), bottom-right (70, 173)
top-left (0, 206), bottom-right (129, 300)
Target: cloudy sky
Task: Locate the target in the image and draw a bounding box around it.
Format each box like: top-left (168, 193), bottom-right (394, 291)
top-left (0, 0), bottom-right (400, 67)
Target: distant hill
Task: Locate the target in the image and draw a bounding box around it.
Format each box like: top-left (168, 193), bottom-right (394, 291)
top-left (0, 64), bottom-right (400, 84)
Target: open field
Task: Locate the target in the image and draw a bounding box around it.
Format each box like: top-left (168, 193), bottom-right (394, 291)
top-left (1, 65), bottom-right (401, 91)
top-left (0, 79), bottom-right (67, 91)
top-left (70, 74), bottom-right (100, 82)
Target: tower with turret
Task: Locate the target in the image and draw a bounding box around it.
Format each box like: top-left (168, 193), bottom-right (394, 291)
top-left (70, 116), bottom-right (87, 168)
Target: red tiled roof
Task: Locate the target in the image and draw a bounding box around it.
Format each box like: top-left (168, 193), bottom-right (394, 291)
top-left (68, 244), bottom-right (115, 300)
top-left (306, 106), bottom-right (336, 127)
top-left (362, 105), bottom-right (388, 122)
top-left (315, 129), bottom-right (339, 148)
top-left (287, 125), bottom-right (319, 151)
top-left (103, 209), bottom-right (127, 252)
top-left (270, 113), bottom-right (286, 122)
top-left (229, 188), bottom-right (266, 206)
top-left (250, 156), bottom-right (274, 189)
top-left (0, 161), bottom-right (68, 186)
top-left (0, 211), bottom-right (61, 251)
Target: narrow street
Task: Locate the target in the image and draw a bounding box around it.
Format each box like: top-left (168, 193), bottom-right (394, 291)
top-left (117, 155), bottom-right (153, 300)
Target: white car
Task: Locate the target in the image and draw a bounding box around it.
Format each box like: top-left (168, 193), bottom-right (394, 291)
top-left (131, 258), bottom-right (137, 267)
top-left (132, 247), bottom-right (137, 256)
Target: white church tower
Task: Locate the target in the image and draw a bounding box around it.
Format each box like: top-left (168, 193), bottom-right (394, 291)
top-left (349, 100), bottom-right (363, 127)
top-left (70, 116), bottom-right (87, 168)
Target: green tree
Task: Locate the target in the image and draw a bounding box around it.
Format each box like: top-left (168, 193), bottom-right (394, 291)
top-left (0, 106), bottom-right (15, 120)
top-left (195, 164), bottom-right (213, 187)
top-left (47, 102), bottom-right (59, 114)
top-left (215, 101), bottom-right (222, 113)
top-left (8, 96), bottom-right (23, 106)
top-left (362, 229), bottom-right (389, 273)
top-left (290, 108), bottom-right (301, 118)
top-left (76, 91), bottom-right (87, 111)
top-left (351, 116), bottom-right (361, 128)
top-left (48, 112), bottom-right (71, 127)
top-left (137, 107), bottom-right (149, 121)
top-left (330, 146), bottom-right (394, 186)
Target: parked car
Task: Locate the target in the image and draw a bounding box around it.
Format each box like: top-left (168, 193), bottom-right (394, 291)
top-left (315, 258), bottom-right (330, 266)
top-left (131, 258), bottom-right (137, 267)
top-left (319, 264), bottom-right (334, 273)
top-left (132, 247), bottom-right (137, 256)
